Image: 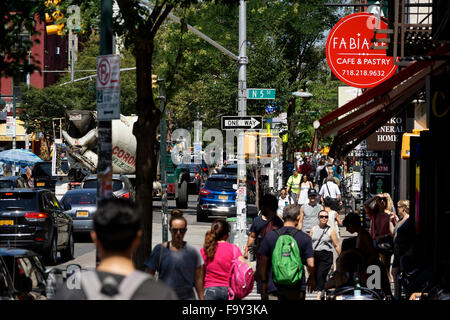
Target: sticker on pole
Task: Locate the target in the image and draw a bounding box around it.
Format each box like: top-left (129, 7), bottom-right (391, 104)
top-left (97, 54), bottom-right (120, 120)
top-left (326, 13), bottom-right (398, 88)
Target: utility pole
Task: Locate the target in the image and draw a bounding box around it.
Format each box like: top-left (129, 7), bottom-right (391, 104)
top-left (158, 78), bottom-right (169, 242)
top-left (235, 0), bottom-right (248, 251)
top-left (95, 0), bottom-right (114, 265)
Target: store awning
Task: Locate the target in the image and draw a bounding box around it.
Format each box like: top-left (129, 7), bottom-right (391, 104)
top-left (0, 119), bottom-right (39, 142)
top-left (311, 44), bottom-right (450, 159)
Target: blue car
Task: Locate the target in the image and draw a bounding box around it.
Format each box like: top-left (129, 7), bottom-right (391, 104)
top-left (197, 174), bottom-right (257, 222)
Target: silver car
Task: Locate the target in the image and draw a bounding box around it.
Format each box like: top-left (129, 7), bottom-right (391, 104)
top-left (60, 188), bottom-right (97, 235)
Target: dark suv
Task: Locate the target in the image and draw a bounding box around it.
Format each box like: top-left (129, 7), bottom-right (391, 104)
top-left (81, 174), bottom-right (135, 201)
top-left (32, 161), bottom-right (69, 192)
top-left (0, 189), bottom-right (74, 265)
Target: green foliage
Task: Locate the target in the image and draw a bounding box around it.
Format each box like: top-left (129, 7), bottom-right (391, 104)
top-left (153, 0), bottom-right (341, 153)
top-left (19, 35), bottom-right (138, 139)
top-left (0, 1), bottom-right (46, 78)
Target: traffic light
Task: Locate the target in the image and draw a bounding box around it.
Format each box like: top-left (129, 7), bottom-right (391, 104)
top-left (45, 0), bottom-right (64, 36)
top-left (152, 74), bottom-right (158, 88)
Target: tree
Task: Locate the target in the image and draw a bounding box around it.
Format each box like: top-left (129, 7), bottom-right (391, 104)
top-left (114, 0), bottom-right (237, 269)
top-left (152, 1), bottom-right (340, 156)
top-left (0, 1), bottom-right (46, 83)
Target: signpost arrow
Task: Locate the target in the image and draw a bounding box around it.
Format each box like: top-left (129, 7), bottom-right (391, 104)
top-left (221, 116), bottom-right (263, 130)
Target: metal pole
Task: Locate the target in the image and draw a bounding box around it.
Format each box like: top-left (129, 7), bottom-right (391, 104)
top-left (96, 0), bottom-right (113, 265)
top-left (235, 0), bottom-right (248, 251)
top-left (71, 32), bottom-right (75, 82)
top-left (159, 79), bottom-right (169, 243)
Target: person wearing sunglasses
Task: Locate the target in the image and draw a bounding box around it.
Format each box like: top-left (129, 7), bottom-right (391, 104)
top-left (309, 210), bottom-right (341, 300)
top-left (145, 210), bottom-right (205, 300)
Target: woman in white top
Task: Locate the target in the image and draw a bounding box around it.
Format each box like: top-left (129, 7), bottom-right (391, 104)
top-left (297, 174), bottom-right (314, 206)
top-left (323, 196), bottom-right (343, 238)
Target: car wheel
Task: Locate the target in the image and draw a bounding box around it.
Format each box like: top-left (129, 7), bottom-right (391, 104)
top-left (45, 236), bottom-right (58, 266)
top-left (176, 181), bottom-right (188, 209)
top-left (61, 230), bottom-right (75, 262)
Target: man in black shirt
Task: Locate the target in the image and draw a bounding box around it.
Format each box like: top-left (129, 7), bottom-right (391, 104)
top-left (244, 194), bottom-right (283, 299)
top-left (54, 198), bottom-right (177, 300)
top-left (258, 204), bottom-right (316, 300)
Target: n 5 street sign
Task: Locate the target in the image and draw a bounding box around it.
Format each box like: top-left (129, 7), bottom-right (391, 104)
top-left (221, 116), bottom-right (263, 130)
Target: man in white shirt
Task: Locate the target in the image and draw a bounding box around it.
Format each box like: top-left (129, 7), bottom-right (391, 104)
top-left (277, 189), bottom-right (295, 219)
top-left (319, 177), bottom-right (342, 206)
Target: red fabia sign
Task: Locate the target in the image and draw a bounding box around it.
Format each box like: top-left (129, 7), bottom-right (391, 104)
top-left (326, 13), bottom-right (398, 88)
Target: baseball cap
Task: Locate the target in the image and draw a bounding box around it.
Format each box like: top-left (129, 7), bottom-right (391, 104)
top-left (308, 189), bottom-right (318, 197)
top-left (292, 168), bottom-right (298, 172)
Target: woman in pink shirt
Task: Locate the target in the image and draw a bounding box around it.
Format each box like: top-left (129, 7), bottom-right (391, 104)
top-left (201, 219), bottom-right (244, 300)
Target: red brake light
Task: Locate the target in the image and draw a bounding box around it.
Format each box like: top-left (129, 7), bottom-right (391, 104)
top-left (200, 189), bottom-right (210, 196)
top-left (5, 193), bottom-right (13, 196)
top-left (122, 192), bottom-right (130, 198)
top-left (25, 212), bottom-right (47, 220)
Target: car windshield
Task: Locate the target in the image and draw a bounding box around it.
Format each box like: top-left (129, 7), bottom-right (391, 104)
top-left (204, 178), bottom-right (235, 191)
top-left (0, 192), bottom-right (38, 211)
top-left (62, 192), bottom-right (96, 207)
top-left (178, 163), bottom-right (199, 172)
top-left (32, 162), bottom-right (68, 177)
top-left (220, 166), bottom-right (237, 174)
top-left (0, 180), bottom-right (14, 189)
top-left (83, 179), bottom-right (123, 192)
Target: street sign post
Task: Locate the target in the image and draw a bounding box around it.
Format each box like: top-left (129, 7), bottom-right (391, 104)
top-left (247, 88), bottom-right (276, 100)
top-left (96, 54), bottom-right (120, 120)
top-left (221, 116), bottom-right (263, 130)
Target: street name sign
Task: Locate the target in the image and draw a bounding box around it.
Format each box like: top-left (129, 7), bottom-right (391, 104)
top-left (247, 89), bottom-right (276, 100)
top-left (221, 116), bottom-right (263, 130)
top-left (97, 54), bottom-right (120, 120)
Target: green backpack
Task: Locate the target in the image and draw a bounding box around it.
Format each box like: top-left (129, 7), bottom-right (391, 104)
top-left (271, 228), bottom-right (303, 286)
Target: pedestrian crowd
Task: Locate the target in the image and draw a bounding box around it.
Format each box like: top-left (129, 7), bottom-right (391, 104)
top-left (49, 155), bottom-right (446, 300)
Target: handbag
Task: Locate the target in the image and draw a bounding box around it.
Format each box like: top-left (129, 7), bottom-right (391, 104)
top-left (373, 214), bottom-right (394, 256)
top-left (326, 183), bottom-right (341, 211)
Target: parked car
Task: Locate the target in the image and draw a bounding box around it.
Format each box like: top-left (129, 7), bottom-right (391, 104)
top-left (0, 189), bottom-right (74, 265)
top-left (60, 189), bottom-right (97, 235)
top-left (0, 176), bottom-right (31, 189)
top-left (0, 248), bottom-right (47, 300)
top-left (81, 174), bottom-right (135, 201)
top-left (32, 160), bottom-right (69, 192)
top-left (197, 174), bottom-right (257, 222)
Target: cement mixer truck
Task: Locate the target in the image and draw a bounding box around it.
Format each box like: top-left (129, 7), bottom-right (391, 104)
top-left (60, 110), bottom-right (191, 208)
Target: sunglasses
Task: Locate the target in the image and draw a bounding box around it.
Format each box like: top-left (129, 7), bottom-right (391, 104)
top-left (319, 215), bottom-right (329, 219)
top-left (171, 228), bottom-right (187, 234)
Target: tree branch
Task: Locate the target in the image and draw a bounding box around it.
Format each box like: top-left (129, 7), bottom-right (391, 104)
top-left (151, 4), bottom-right (173, 39)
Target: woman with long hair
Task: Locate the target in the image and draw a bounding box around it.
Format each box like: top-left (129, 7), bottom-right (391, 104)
top-left (297, 174), bottom-right (314, 206)
top-left (145, 210), bottom-right (204, 300)
top-left (392, 200), bottom-right (412, 299)
top-left (201, 219), bottom-right (248, 300)
top-left (363, 193), bottom-right (396, 283)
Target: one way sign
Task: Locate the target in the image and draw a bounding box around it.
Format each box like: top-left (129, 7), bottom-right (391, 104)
top-left (221, 116), bottom-right (263, 130)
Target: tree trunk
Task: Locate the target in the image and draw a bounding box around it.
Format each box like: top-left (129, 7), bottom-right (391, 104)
top-left (132, 39), bottom-right (161, 270)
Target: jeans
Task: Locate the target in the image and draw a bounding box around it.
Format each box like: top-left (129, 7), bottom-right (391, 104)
top-left (204, 286), bottom-right (229, 300)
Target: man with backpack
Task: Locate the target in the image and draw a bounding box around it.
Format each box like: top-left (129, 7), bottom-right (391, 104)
top-left (258, 204), bottom-right (316, 300)
top-left (54, 198), bottom-right (178, 300)
top-left (244, 194), bottom-right (283, 300)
